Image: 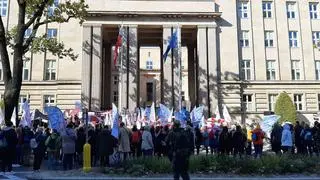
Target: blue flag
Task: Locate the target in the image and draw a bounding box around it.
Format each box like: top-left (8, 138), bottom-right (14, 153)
top-left (111, 103), bottom-right (119, 139)
top-left (191, 106), bottom-right (204, 124)
top-left (261, 115), bottom-right (280, 138)
top-left (158, 104), bottom-right (171, 124)
top-left (163, 30), bottom-right (178, 62)
top-left (45, 106), bottom-right (65, 133)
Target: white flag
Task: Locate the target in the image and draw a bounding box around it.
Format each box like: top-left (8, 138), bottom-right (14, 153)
top-left (214, 106), bottom-right (221, 120)
top-left (223, 104), bottom-right (232, 123)
top-left (0, 107), bottom-right (4, 125)
top-left (11, 108), bottom-right (16, 126)
top-left (150, 102), bottom-right (156, 124)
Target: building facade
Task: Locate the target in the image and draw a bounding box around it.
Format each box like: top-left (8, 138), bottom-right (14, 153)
top-left (1, 0), bottom-right (320, 123)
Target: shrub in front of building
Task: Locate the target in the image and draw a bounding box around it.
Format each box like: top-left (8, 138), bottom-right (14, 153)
top-left (275, 92), bottom-right (297, 124)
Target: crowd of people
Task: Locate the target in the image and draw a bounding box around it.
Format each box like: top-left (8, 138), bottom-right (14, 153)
top-left (1, 117), bottom-right (320, 179)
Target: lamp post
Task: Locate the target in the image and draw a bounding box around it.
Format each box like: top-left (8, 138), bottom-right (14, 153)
top-left (82, 108), bottom-right (91, 172)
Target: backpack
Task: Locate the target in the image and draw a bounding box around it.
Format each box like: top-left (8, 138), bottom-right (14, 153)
top-left (252, 133), bottom-right (258, 141)
top-left (131, 131), bottom-right (140, 144)
top-left (30, 138), bottom-right (38, 149)
top-left (0, 133), bottom-right (7, 149)
top-left (47, 136), bottom-right (56, 150)
top-left (304, 131), bottom-right (313, 141)
top-left (173, 129), bottom-right (191, 157)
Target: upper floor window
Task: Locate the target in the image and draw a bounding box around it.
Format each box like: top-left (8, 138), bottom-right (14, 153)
top-left (23, 60), bottom-right (30, 81)
top-left (291, 60), bottom-right (301, 80)
top-left (294, 94), bottom-right (304, 111)
top-left (313, 31), bottom-right (320, 47)
top-left (43, 95), bottom-right (55, 108)
top-left (287, 2), bottom-right (297, 19)
top-left (289, 31), bottom-right (298, 48)
top-left (309, 2), bottom-right (319, 19)
top-left (238, 1), bottom-right (249, 19)
top-left (48, 0), bottom-right (59, 17)
top-left (265, 31), bottom-right (274, 47)
top-left (266, 60), bottom-right (276, 80)
top-left (113, 75), bottom-right (118, 85)
top-left (24, 29), bottom-right (32, 39)
top-left (0, 0), bottom-right (8, 16)
top-left (47, 29), bottom-right (57, 39)
top-left (262, 1), bottom-right (273, 18)
top-left (315, 61), bottom-right (320, 80)
top-left (113, 91), bottom-right (118, 104)
top-left (18, 95), bottom-right (29, 114)
top-left (44, 59), bottom-right (56, 81)
top-left (240, 59), bottom-right (251, 80)
top-left (240, 30), bottom-right (249, 47)
top-left (146, 60), bottom-right (153, 70)
top-left (242, 94), bottom-right (253, 112)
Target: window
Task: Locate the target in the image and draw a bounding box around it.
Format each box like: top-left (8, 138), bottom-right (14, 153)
top-left (47, 29), bottom-right (57, 39)
top-left (265, 31), bottom-right (274, 47)
top-left (43, 95), bottom-right (55, 108)
top-left (266, 60), bottom-right (276, 80)
top-left (242, 94), bottom-right (253, 111)
top-left (23, 60), bottom-right (30, 81)
top-left (0, 0), bottom-right (7, 16)
top-left (0, 60), bottom-right (2, 81)
top-left (318, 94), bottom-right (320, 111)
top-left (309, 3), bottom-right (319, 19)
top-left (294, 94), bottom-right (303, 111)
top-left (113, 91), bottom-right (118, 104)
top-left (287, 2), bottom-right (296, 19)
top-left (181, 91), bottom-right (185, 101)
top-left (289, 31), bottom-right (298, 48)
top-left (268, 94), bottom-right (277, 111)
top-left (146, 60), bottom-right (153, 70)
top-left (18, 95), bottom-right (28, 113)
top-left (240, 59), bottom-right (251, 80)
top-left (44, 60), bottom-right (56, 80)
top-left (316, 61), bottom-right (320, 80)
top-left (262, 1), bottom-right (272, 18)
top-left (24, 29), bottom-right (32, 39)
top-left (113, 76), bottom-right (118, 85)
top-left (313, 32), bottom-right (320, 47)
top-left (240, 31), bottom-right (249, 47)
top-left (291, 60), bottom-right (301, 80)
top-left (238, 1), bottom-right (249, 19)
top-left (48, 0), bottom-right (59, 17)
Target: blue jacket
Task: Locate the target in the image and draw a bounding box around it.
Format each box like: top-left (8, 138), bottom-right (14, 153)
top-left (281, 124), bottom-right (293, 147)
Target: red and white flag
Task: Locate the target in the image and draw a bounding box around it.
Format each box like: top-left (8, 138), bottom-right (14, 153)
top-left (113, 26), bottom-right (125, 65)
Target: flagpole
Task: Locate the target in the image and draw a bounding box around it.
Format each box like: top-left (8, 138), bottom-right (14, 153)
top-left (118, 25), bottom-right (123, 113)
top-left (177, 25), bottom-right (182, 111)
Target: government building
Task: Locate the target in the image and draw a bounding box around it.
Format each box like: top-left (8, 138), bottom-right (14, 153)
top-left (1, 0), bottom-right (320, 124)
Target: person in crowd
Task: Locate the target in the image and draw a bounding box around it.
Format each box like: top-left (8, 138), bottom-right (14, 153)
top-left (301, 124), bottom-right (313, 156)
top-left (232, 125), bottom-right (246, 158)
top-left (219, 126), bottom-right (229, 155)
top-left (62, 124), bottom-right (77, 170)
top-left (209, 126), bottom-right (219, 155)
top-left (75, 127), bottom-right (86, 166)
top-left (22, 126), bottom-right (34, 166)
top-left (281, 124), bottom-right (293, 154)
top-left (161, 125), bottom-right (170, 156)
top-left (119, 122), bottom-right (131, 161)
top-left (271, 123), bottom-right (282, 154)
top-left (45, 129), bottom-right (61, 170)
top-left (202, 126), bottom-right (209, 155)
top-left (294, 121), bottom-right (304, 154)
top-left (98, 126), bottom-right (116, 167)
top-left (154, 126), bottom-right (165, 157)
top-left (185, 124), bottom-right (195, 156)
top-left (166, 120), bottom-right (192, 180)
top-left (246, 125), bottom-right (253, 156)
top-left (312, 121), bottom-right (319, 155)
top-left (313, 123), bottom-right (320, 156)
top-left (15, 126), bottom-right (24, 165)
top-left (32, 127), bottom-right (47, 172)
top-left (252, 124), bottom-right (264, 158)
top-left (88, 126), bottom-right (97, 166)
top-left (131, 125), bottom-right (141, 158)
top-left (1, 121), bottom-right (18, 174)
top-left (141, 125), bottom-right (154, 157)
top-left (194, 127), bottom-right (202, 155)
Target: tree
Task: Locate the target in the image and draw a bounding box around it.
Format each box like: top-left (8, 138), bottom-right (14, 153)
top-left (0, 0), bottom-right (88, 123)
top-left (274, 92), bottom-right (297, 124)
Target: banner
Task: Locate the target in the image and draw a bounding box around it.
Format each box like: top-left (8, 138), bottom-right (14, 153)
top-left (149, 102), bottom-right (156, 123)
top-left (45, 106), bottom-right (66, 133)
top-left (214, 106), bottom-right (221, 120)
top-left (111, 103), bottom-right (119, 139)
top-left (260, 115), bottom-right (281, 138)
top-left (20, 101), bottom-right (31, 127)
top-left (191, 106), bottom-right (204, 125)
top-left (222, 104), bottom-right (232, 123)
top-left (158, 104), bottom-right (171, 125)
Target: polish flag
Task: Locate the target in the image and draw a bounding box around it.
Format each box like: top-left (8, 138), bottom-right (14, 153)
top-left (113, 26), bottom-right (125, 65)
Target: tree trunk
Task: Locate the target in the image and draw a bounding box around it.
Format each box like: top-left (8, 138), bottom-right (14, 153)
top-left (4, 81), bottom-right (20, 124)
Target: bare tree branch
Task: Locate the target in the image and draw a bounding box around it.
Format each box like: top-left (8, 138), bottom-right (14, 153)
top-left (0, 17), bottom-right (13, 84)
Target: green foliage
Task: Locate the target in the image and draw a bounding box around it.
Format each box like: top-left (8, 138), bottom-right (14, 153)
top-left (275, 92), bottom-right (297, 123)
top-left (105, 155), bottom-right (320, 176)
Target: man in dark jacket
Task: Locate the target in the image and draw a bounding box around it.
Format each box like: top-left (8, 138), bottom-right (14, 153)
top-left (2, 121), bottom-right (18, 174)
top-left (232, 125), bottom-right (246, 157)
top-left (33, 127), bottom-right (47, 171)
top-left (271, 123), bottom-right (282, 154)
top-left (294, 121), bottom-right (303, 154)
top-left (98, 126), bottom-right (116, 167)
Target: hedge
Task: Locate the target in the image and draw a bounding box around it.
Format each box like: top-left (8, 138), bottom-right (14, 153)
top-left (275, 92), bottom-right (297, 124)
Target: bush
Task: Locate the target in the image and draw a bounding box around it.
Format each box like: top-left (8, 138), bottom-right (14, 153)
top-left (275, 92), bottom-right (297, 123)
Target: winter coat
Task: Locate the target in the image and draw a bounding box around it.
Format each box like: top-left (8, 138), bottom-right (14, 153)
top-left (34, 132), bottom-right (47, 155)
top-left (252, 128), bottom-right (264, 145)
top-left (3, 126), bottom-right (18, 150)
top-left (62, 128), bottom-right (77, 154)
top-left (75, 130), bottom-right (86, 153)
top-left (202, 131), bottom-right (209, 147)
top-left (154, 131), bottom-right (165, 151)
top-left (119, 127), bottom-right (131, 152)
top-left (45, 132), bottom-right (61, 152)
top-left (281, 124), bottom-right (293, 147)
top-left (271, 124), bottom-right (282, 145)
top-left (195, 128), bottom-right (203, 146)
top-left (141, 130), bottom-right (154, 151)
top-left (232, 129), bottom-right (246, 149)
top-left (98, 128), bottom-right (116, 156)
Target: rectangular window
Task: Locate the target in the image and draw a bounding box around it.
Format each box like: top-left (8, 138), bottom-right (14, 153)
top-left (294, 94), bottom-right (303, 111)
top-left (287, 2), bottom-right (296, 19)
top-left (265, 31), bottom-right (274, 47)
top-left (316, 61), bottom-right (320, 80)
top-left (313, 32), bottom-right (320, 47)
top-left (243, 94), bottom-right (253, 111)
top-left (240, 30), bottom-right (249, 47)
top-left (291, 60), bottom-right (301, 80)
top-left (43, 95), bottom-right (55, 108)
top-left (23, 60), bottom-right (30, 81)
top-left (268, 94), bottom-right (278, 111)
top-left (47, 29), bottom-right (57, 39)
top-left (238, 1), bottom-right (249, 19)
top-left (181, 91), bottom-right (185, 101)
top-left (24, 29), bottom-right (32, 39)
top-left (309, 3), bottom-right (319, 19)
top-left (240, 59), bottom-right (251, 80)
top-left (0, 0), bottom-right (8, 16)
top-left (48, 0), bottom-right (59, 17)
top-left (262, 1), bottom-right (273, 18)
top-left (113, 76), bottom-right (118, 85)
top-left (289, 31), bottom-right (298, 48)
top-left (146, 60), bottom-right (153, 70)
top-left (18, 95), bottom-right (28, 113)
top-left (44, 60), bottom-right (56, 80)
top-left (113, 91), bottom-right (118, 104)
top-left (266, 60), bottom-right (276, 80)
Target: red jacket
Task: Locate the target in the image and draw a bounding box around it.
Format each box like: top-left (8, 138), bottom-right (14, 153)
top-left (252, 128), bottom-right (264, 145)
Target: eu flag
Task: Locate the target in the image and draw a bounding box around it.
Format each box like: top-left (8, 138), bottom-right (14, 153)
top-left (163, 30), bottom-right (178, 62)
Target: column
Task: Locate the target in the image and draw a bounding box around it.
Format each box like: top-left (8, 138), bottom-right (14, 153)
top-left (173, 26), bottom-right (182, 111)
top-left (188, 45), bottom-right (196, 108)
top-left (103, 43), bottom-right (112, 109)
top-left (81, 25), bottom-right (91, 109)
top-left (128, 25), bottom-right (138, 112)
top-left (162, 25), bottom-right (174, 108)
top-left (119, 26), bottom-right (129, 112)
top-left (91, 25), bottom-right (103, 111)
